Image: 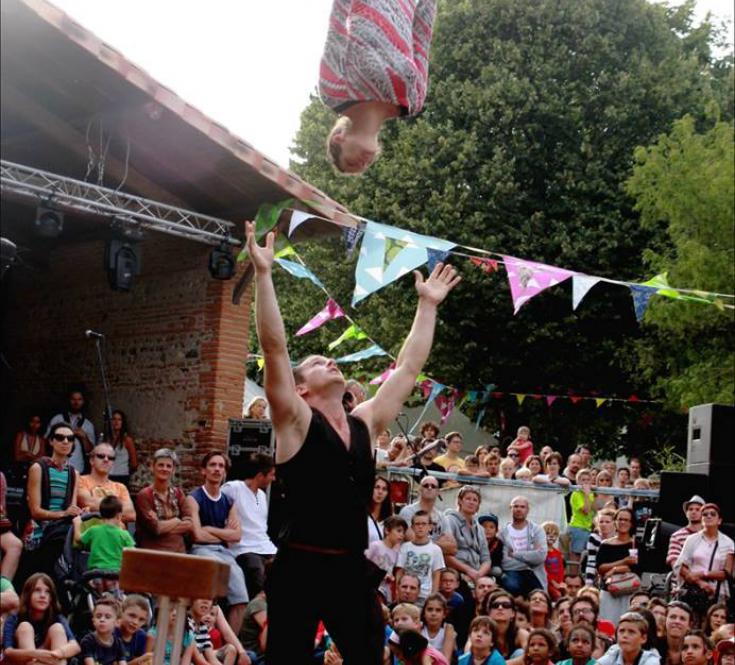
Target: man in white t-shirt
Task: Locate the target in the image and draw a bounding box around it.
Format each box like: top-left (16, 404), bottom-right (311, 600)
top-left (46, 388), bottom-right (96, 472)
top-left (395, 510), bottom-right (445, 604)
top-left (222, 452), bottom-right (277, 598)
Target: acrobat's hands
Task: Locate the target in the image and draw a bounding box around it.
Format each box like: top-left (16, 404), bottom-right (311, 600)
top-left (414, 263), bottom-right (461, 307)
top-left (245, 221), bottom-right (275, 275)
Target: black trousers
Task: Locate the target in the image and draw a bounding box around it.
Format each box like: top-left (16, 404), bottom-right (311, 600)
top-left (265, 548), bottom-right (384, 665)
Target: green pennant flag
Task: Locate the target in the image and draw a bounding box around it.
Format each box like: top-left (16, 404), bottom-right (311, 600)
top-left (328, 324), bottom-right (368, 351)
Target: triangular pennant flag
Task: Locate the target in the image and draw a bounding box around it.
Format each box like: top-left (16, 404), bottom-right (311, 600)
top-left (256, 358), bottom-right (265, 371)
top-left (628, 394), bottom-right (640, 403)
top-left (466, 390), bottom-right (480, 404)
top-left (436, 389), bottom-right (459, 425)
top-left (427, 248), bottom-right (451, 272)
top-left (469, 256), bottom-right (499, 274)
top-left (642, 273), bottom-right (680, 299)
top-left (342, 224), bottom-right (365, 259)
top-left (288, 210), bottom-right (314, 237)
top-left (569, 396), bottom-right (583, 405)
top-left (328, 324), bottom-right (368, 350)
top-left (369, 363), bottom-right (396, 385)
top-left (546, 395), bottom-right (557, 407)
top-left (572, 275), bottom-right (601, 310)
top-left (353, 220), bottom-right (455, 305)
top-left (409, 381), bottom-right (446, 433)
top-left (515, 394), bottom-right (527, 406)
top-left (274, 258), bottom-right (324, 289)
top-left (629, 284), bottom-right (658, 322)
top-left (274, 244), bottom-right (297, 259)
top-left (295, 298), bottom-right (345, 336)
top-left (502, 256), bottom-right (575, 314)
top-left (474, 407), bottom-right (486, 431)
top-left (595, 398), bottom-right (607, 408)
top-left (334, 344), bottom-right (387, 363)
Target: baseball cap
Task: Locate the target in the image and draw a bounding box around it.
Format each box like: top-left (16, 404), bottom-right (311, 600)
top-left (682, 495), bottom-right (705, 512)
top-left (478, 513), bottom-right (499, 527)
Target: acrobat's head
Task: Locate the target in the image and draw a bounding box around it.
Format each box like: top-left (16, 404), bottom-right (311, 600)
top-left (327, 116), bottom-right (380, 174)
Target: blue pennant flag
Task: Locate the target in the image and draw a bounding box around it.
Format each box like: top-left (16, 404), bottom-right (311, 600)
top-left (352, 221), bottom-right (456, 305)
top-left (629, 284), bottom-right (658, 322)
top-left (475, 407), bottom-right (487, 431)
top-left (409, 382), bottom-right (446, 433)
top-left (334, 344), bottom-right (388, 364)
top-left (427, 248), bottom-right (451, 272)
top-left (274, 258), bottom-right (324, 289)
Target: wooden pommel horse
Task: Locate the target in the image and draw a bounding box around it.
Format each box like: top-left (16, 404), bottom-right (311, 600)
top-left (120, 549), bottom-right (229, 665)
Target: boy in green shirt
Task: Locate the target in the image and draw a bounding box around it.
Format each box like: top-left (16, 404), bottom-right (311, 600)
top-left (73, 494), bottom-right (135, 592)
top-left (568, 468), bottom-right (596, 574)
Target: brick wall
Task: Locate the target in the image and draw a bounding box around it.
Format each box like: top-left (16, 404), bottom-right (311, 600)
top-left (0, 229), bottom-right (251, 491)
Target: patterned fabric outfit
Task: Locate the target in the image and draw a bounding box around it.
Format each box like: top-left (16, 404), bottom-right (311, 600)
top-left (319, 0), bottom-right (438, 115)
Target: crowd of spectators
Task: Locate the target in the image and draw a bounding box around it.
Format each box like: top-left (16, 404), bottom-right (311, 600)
top-left (1, 394), bottom-right (734, 664)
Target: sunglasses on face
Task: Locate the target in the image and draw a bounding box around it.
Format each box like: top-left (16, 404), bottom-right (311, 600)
top-left (95, 453), bottom-right (116, 461)
top-left (491, 601), bottom-right (513, 610)
top-left (702, 511), bottom-right (718, 517)
top-left (52, 433), bottom-right (75, 442)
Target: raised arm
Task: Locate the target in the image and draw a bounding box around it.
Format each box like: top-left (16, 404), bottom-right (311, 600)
top-left (247, 222), bottom-right (312, 463)
top-left (353, 263), bottom-right (460, 438)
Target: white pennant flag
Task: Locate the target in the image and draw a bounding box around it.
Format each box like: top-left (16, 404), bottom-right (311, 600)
top-left (572, 275), bottom-right (601, 310)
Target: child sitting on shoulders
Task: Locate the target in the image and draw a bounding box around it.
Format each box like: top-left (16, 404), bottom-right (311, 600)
top-left (80, 596), bottom-right (127, 665)
top-left (508, 426), bottom-right (534, 464)
top-left (366, 515), bottom-right (408, 604)
top-left (421, 594), bottom-right (457, 663)
top-left (458, 616), bottom-right (505, 665)
top-left (541, 522), bottom-right (566, 601)
top-left (388, 603), bottom-right (449, 665)
top-left (115, 594), bottom-right (151, 665)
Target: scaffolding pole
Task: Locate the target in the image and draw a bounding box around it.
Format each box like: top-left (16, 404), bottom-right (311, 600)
top-left (0, 159), bottom-right (240, 246)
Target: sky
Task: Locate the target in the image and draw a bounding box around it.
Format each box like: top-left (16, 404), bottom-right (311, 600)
top-left (49, 0), bottom-right (734, 169)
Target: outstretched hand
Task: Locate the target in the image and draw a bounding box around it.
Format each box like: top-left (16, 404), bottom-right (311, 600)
top-left (245, 221), bottom-right (275, 274)
top-left (414, 263), bottom-right (461, 306)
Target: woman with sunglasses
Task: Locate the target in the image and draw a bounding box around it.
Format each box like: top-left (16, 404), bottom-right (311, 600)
top-left (480, 590), bottom-right (529, 660)
top-left (25, 422), bottom-right (81, 577)
top-left (596, 507), bottom-right (639, 624)
top-left (675, 502), bottom-right (734, 604)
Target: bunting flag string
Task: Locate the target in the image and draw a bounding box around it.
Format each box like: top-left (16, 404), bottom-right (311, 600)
top-left (328, 323), bottom-right (368, 350)
top-left (295, 298), bottom-right (345, 336)
top-left (277, 208), bottom-right (733, 319)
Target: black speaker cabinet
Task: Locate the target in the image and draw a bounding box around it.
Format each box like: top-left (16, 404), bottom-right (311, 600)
top-left (226, 418), bottom-right (274, 481)
top-left (657, 471), bottom-right (710, 525)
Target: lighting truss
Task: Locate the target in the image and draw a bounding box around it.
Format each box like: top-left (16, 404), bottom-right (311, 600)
top-left (0, 159), bottom-right (240, 246)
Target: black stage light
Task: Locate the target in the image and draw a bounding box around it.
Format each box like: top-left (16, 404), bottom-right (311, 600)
top-left (208, 240), bottom-right (235, 280)
top-left (34, 207), bottom-right (64, 238)
top-left (105, 239), bottom-right (141, 291)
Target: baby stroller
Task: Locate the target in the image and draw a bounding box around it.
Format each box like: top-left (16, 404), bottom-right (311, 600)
top-left (55, 512), bottom-right (122, 636)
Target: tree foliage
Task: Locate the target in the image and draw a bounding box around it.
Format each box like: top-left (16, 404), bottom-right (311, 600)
top-left (626, 114), bottom-right (735, 407)
top-left (260, 0), bottom-right (733, 458)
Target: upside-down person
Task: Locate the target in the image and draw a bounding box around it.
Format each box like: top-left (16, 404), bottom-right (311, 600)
top-left (246, 222), bottom-right (460, 664)
top-left (320, 0), bottom-right (438, 174)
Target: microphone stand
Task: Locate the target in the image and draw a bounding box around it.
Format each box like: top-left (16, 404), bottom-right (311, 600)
top-left (92, 335), bottom-right (114, 441)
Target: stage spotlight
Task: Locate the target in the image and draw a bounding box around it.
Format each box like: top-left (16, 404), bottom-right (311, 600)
top-left (208, 240), bottom-right (235, 280)
top-left (34, 207), bottom-right (64, 238)
top-left (105, 239), bottom-right (141, 291)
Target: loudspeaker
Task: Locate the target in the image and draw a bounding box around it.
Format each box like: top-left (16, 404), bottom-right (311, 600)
top-left (687, 404), bottom-right (735, 473)
top-left (657, 471), bottom-right (710, 525)
top-left (226, 418), bottom-right (274, 480)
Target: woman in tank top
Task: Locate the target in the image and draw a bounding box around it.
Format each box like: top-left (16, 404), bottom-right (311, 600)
top-left (108, 410), bottom-right (138, 485)
top-left (13, 413), bottom-right (46, 464)
top-left (367, 475), bottom-right (393, 544)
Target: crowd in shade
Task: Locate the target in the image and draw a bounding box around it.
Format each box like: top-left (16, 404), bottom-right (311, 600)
top-left (1, 391), bottom-right (733, 665)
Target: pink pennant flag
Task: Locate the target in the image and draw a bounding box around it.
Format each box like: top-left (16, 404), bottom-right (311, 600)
top-left (502, 256), bottom-right (575, 314)
top-left (370, 362), bottom-right (396, 385)
top-left (418, 379), bottom-right (434, 399)
top-left (295, 298), bottom-right (345, 336)
top-left (435, 389), bottom-right (459, 425)
top-left (546, 395), bottom-right (557, 407)
top-left (469, 256), bottom-right (499, 274)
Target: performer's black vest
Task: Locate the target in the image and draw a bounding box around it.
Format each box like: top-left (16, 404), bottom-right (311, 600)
top-left (277, 408), bottom-right (375, 554)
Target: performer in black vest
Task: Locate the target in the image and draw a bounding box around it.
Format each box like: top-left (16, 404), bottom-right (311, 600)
top-left (246, 222), bottom-right (460, 664)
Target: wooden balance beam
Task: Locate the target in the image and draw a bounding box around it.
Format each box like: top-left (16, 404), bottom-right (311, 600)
top-left (120, 549), bottom-right (229, 665)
